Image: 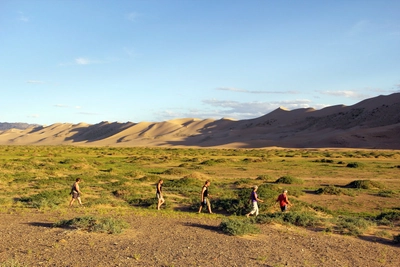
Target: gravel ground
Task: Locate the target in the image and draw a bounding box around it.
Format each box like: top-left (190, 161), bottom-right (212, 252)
top-left (0, 211), bottom-right (399, 267)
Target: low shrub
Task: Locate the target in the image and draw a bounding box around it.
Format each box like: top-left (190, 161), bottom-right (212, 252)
top-left (162, 168), bottom-right (188, 175)
top-left (313, 159), bottom-right (334, 163)
top-left (256, 174), bottom-right (275, 182)
top-left (183, 171), bottom-right (209, 180)
top-left (275, 175), bottom-right (303, 184)
top-left (376, 211), bottom-right (400, 221)
top-left (128, 197), bottom-right (157, 208)
top-left (54, 215), bottom-right (129, 234)
top-left (345, 180), bottom-right (384, 189)
top-left (315, 185), bottom-right (343, 195)
top-left (281, 211), bottom-right (319, 227)
top-left (254, 214), bottom-right (274, 224)
top-left (346, 162), bottom-right (363, 168)
top-left (233, 178), bottom-right (253, 186)
top-left (137, 174), bottom-right (162, 182)
top-left (18, 189), bottom-right (67, 209)
top-left (212, 198), bottom-right (242, 214)
top-left (164, 177), bottom-right (198, 188)
top-left (200, 159), bottom-right (217, 166)
top-left (219, 217), bottom-right (260, 236)
top-left (376, 190), bottom-right (396, 197)
top-left (286, 187), bottom-right (305, 197)
top-left (255, 211), bottom-right (320, 227)
top-left (212, 184), bottom-right (278, 215)
top-left (335, 216), bottom-right (375, 236)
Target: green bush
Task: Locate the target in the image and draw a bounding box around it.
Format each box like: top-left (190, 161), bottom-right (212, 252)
top-left (314, 159), bottom-right (335, 163)
top-left (275, 175), bottom-right (303, 184)
top-left (377, 190), bottom-right (396, 197)
top-left (163, 177), bottom-right (198, 188)
top-left (54, 216), bottom-right (129, 234)
top-left (256, 174), bottom-right (274, 182)
top-left (200, 159), bottom-right (217, 166)
top-left (376, 211), bottom-right (400, 221)
top-left (219, 217), bottom-right (260, 236)
top-left (316, 185), bottom-right (343, 195)
top-left (18, 189), bottom-right (67, 209)
top-left (255, 211), bottom-right (319, 227)
top-left (127, 196), bottom-right (157, 208)
top-left (346, 180), bottom-right (384, 189)
top-left (233, 178), bottom-right (252, 186)
top-left (211, 184), bottom-right (278, 215)
top-left (137, 174), bottom-right (162, 182)
top-left (335, 216), bottom-right (375, 236)
top-left (346, 162), bottom-right (363, 168)
top-left (162, 168), bottom-right (188, 175)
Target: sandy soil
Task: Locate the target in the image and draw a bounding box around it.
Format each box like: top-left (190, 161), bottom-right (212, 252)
top-left (0, 210), bottom-right (399, 267)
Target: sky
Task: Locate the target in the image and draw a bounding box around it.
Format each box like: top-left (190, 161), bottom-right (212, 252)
top-left (1, 0), bottom-right (400, 125)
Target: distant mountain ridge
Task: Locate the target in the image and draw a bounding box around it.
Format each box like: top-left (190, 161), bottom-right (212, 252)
top-left (0, 122), bottom-right (41, 131)
top-left (1, 93), bottom-right (399, 149)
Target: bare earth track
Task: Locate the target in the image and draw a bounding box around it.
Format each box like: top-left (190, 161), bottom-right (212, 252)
top-left (0, 211), bottom-right (399, 267)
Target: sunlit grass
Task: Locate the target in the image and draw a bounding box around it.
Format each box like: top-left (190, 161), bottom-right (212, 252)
top-left (0, 145), bottom-right (399, 239)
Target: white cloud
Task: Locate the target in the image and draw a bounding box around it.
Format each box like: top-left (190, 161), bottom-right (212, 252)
top-left (124, 47), bottom-right (137, 58)
top-left (75, 58), bottom-right (92, 65)
top-left (216, 87), bottom-right (299, 94)
top-left (18, 12), bottom-right (29, 22)
top-left (348, 20), bottom-right (370, 36)
top-left (156, 99), bottom-right (313, 121)
top-left (59, 57), bottom-right (102, 66)
top-left (26, 80), bottom-right (45, 84)
top-left (77, 111), bottom-right (100, 116)
top-left (126, 12), bottom-right (140, 21)
top-left (318, 90), bottom-right (369, 99)
top-left (217, 87), bottom-right (248, 93)
top-left (54, 104), bottom-right (68, 108)
top-left (203, 99), bottom-right (311, 114)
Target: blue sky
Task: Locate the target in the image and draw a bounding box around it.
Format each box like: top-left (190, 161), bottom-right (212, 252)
top-left (1, 0), bottom-right (399, 125)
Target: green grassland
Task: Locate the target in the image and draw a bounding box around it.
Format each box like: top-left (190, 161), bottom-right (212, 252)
top-left (0, 146), bottom-right (399, 239)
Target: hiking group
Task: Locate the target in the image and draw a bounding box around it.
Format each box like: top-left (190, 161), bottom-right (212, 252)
top-left (69, 178), bottom-right (292, 216)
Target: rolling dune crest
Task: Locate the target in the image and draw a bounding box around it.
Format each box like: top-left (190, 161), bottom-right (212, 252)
top-left (1, 93), bottom-right (399, 148)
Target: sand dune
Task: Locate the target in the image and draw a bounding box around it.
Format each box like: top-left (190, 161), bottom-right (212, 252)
top-left (1, 93), bottom-right (399, 149)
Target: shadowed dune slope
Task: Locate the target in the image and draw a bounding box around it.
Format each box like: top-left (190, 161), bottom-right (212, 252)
top-left (1, 93), bottom-right (400, 149)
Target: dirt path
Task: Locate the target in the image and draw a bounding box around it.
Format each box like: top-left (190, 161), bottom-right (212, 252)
top-left (0, 211), bottom-right (399, 267)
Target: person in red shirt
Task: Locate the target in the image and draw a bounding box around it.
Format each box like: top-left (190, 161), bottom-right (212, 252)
top-left (276, 190), bottom-right (292, 212)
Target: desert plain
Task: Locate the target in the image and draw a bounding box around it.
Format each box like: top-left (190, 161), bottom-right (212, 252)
top-left (0, 93), bottom-right (400, 267)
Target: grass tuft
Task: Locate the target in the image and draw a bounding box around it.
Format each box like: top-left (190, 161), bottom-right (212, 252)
top-left (54, 215), bottom-right (129, 234)
top-left (275, 175), bottom-right (303, 184)
top-left (346, 180), bottom-right (385, 189)
top-left (219, 217), bottom-right (260, 236)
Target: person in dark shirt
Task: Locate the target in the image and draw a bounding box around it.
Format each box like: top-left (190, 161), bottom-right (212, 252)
top-left (198, 180), bottom-right (212, 214)
top-left (69, 178), bottom-right (83, 207)
top-left (156, 179), bottom-right (165, 210)
top-left (246, 185), bottom-right (263, 217)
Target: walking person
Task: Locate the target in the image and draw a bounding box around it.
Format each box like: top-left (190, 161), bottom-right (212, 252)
top-left (276, 189), bottom-right (292, 212)
top-left (246, 185), bottom-right (263, 217)
top-left (198, 180), bottom-right (212, 214)
top-left (156, 179), bottom-right (165, 210)
top-left (69, 178), bottom-right (83, 206)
